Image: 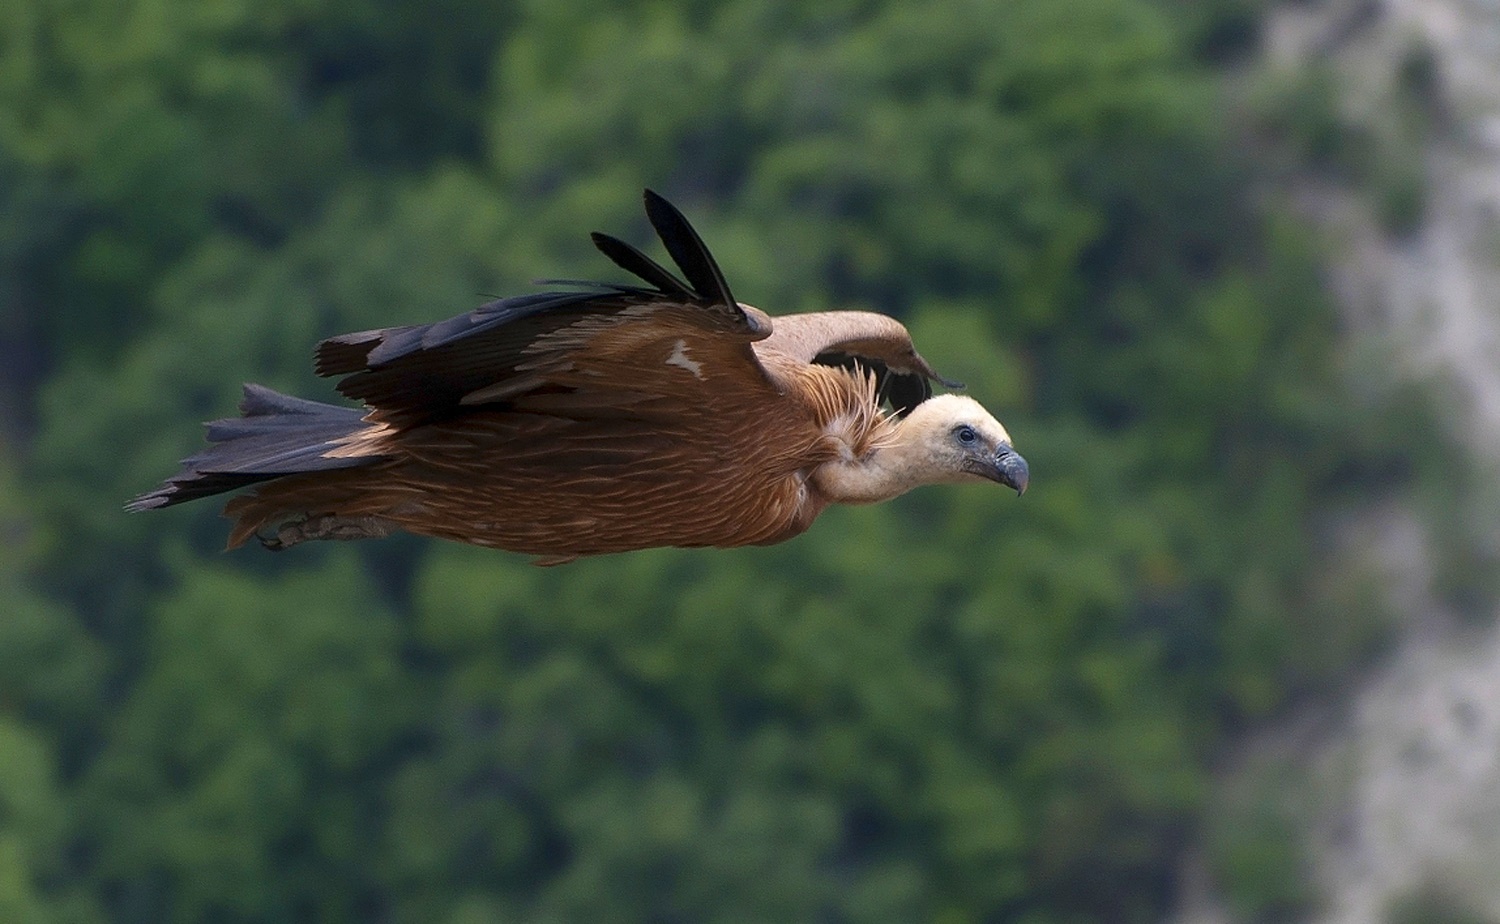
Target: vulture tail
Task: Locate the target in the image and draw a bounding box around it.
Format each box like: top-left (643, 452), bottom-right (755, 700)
top-left (127, 384), bottom-right (384, 512)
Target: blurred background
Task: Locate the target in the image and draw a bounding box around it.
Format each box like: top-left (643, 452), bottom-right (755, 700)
top-left (3, 0), bottom-right (1499, 920)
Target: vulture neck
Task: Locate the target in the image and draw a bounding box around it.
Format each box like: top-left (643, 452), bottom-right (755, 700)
top-left (812, 425), bottom-right (933, 506)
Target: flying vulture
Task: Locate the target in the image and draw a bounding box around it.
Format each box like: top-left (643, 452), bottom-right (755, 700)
top-left (130, 190), bottom-right (1028, 564)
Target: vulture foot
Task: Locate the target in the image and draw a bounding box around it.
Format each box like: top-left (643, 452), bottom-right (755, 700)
top-left (258, 514), bottom-right (396, 550)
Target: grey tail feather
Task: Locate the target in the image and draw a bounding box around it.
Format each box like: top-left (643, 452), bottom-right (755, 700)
top-left (127, 383), bottom-right (384, 512)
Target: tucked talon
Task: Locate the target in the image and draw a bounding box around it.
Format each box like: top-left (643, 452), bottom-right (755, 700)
top-left (256, 516), bottom-right (306, 551)
top-left (262, 514), bottom-right (396, 546)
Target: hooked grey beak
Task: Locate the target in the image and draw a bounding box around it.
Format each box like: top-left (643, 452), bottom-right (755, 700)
top-left (994, 446), bottom-right (1029, 496)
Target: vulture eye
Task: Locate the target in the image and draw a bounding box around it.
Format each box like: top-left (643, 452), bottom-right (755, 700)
top-left (954, 425), bottom-right (978, 445)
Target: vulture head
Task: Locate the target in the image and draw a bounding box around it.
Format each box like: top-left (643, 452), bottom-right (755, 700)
top-left (815, 394), bottom-right (1028, 504)
top-left (896, 394), bottom-right (1028, 494)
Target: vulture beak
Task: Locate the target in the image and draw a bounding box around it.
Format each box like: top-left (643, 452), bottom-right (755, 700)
top-left (992, 446), bottom-right (1029, 496)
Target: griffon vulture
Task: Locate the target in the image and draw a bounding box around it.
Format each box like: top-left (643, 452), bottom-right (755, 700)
top-left (130, 190), bottom-right (1028, 564)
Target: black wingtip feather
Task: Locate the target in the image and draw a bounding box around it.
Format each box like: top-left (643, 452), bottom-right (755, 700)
top-left (642, 189), bottom-right (736, 306)
top-left (589, 231), bottom-right (696, 298)
top-left (240, 382), bottom-right (364, 419)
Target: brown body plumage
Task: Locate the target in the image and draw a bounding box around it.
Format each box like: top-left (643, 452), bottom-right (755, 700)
top-left (131, 191), bottom-right (1028, 563)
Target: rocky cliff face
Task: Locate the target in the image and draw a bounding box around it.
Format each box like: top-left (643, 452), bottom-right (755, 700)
top-left (1270, 0), bottom-right (1500, 456)
top-left (1181, 1), bottom-right (1500, 921)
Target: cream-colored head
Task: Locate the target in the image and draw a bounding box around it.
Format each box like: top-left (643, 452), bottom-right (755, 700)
top-left (891, 394), bottom-right (1026, 488)
top-left (814, 393), bottom-right (1028, 505)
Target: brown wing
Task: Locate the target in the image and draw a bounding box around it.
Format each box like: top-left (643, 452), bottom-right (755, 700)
top-left (754, 311), bottom-right (960, 416)
top-left (314, 190), bottom-right (774, 427)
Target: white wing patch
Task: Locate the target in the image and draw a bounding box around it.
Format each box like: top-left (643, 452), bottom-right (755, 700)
top-left (665, 339), bottom-right (705, 379)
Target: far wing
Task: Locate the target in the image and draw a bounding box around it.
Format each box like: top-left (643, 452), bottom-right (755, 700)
top-left (315, 190), bottom-right (773, 427)
top-left (754, 311), bottom-right (960, 416)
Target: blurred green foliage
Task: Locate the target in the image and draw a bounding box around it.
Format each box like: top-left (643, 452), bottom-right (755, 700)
top-left (0, 0), bottom-right (1444, 920)
top-left (1204, 749), bottom-right (1319, 922)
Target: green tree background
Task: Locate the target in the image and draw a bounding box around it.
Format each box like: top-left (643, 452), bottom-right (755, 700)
top-left (0, 0), bottom-right (1449, 920)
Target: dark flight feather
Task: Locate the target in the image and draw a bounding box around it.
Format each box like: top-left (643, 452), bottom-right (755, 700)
top-left (642, 189), bottom-right (736, 306)
top-left (589, 231), bottom-right (697, 299)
